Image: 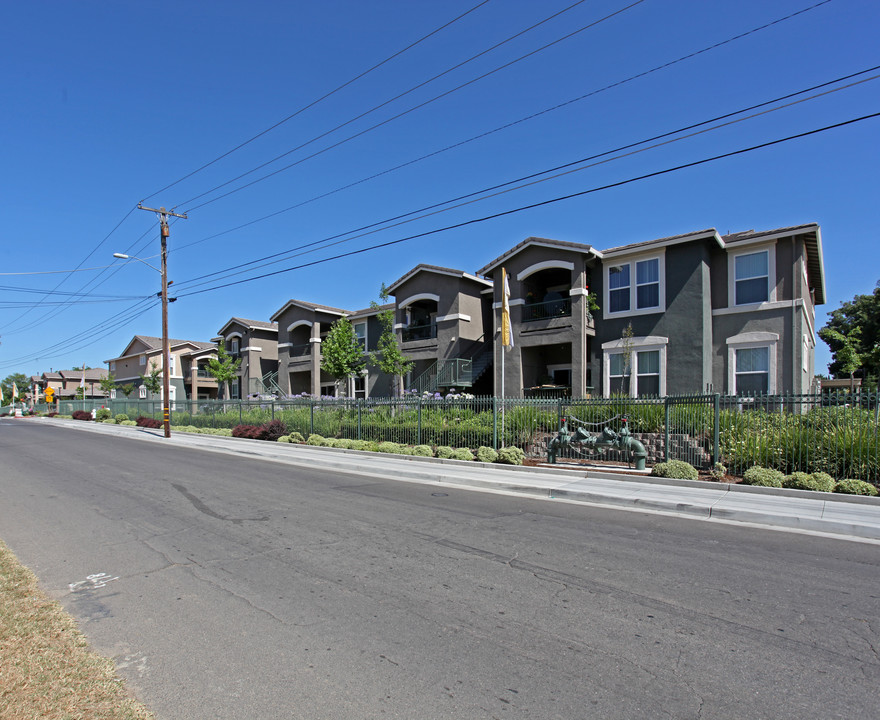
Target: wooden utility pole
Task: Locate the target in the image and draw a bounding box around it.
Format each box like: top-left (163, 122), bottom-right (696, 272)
top-left (137, 204), bottom-right (187, 438)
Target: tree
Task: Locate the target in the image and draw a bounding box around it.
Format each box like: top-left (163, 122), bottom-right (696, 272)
top-left (1, 373), bottom-right (29, 404)
top-left (99, 373), bottom-right (116, 396)
top-left (121, 383), bottom-right (135, 398)
top-left (621, 322), bottom-right (635, 395)
top-left (321, 317), bottom-right (365, 396)
top-left (370, 284), bottom-right (413, 397)
top-left (819, 281), bottom-right (880, 385)
top-left (140, 361), bottom-right (162, 396)
top-left (205, 344), bottom-right (241, 400)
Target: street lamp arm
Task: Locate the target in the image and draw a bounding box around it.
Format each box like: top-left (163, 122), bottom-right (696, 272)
top-left (113, 253), bottom-right (161, 274)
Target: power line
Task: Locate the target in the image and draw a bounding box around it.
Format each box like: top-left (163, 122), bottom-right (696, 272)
top-left (173, 0), bottom-right (838, 248)
top-left (173, 111), bottom-right (880, 299)
top-left (174, 0), bottom-right (639, 212)
top-left (169, 66), bottom-right (876, 293)
top-left (140, 0), bottom-right (494, 202)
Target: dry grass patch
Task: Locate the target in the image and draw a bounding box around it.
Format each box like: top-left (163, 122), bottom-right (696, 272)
top-left (0, 539), bottom-right (154, 720)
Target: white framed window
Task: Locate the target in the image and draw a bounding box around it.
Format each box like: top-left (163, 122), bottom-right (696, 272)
top-left (229, 337), bottom-right (240, 355)
top-left (139, 385), bottom-right (147, 399)
top-left (727, 332), bottom-right (778, 395)
top-left (353, 374), bottom-right (367, 399)
top-left (110, 389), bottom-right (117, 399)
top-left (321, 383), bottom-right (336, 398)
top-left (729, 246), bottom-right (775, 307)
top-left (353, 321), bottom-right (367, 351)
top-left (230, 378), bottom-right (240, 399)
top-left (602, 336), bottom-right (667, 397)
top-left (140, 354), bottom-right (146, 366)
top-left (110, 361), bottom-right (116, 372)
top-left (604, 253), bottom-right (664, 317)
top-left (168, 354), bottom-right (175, 374)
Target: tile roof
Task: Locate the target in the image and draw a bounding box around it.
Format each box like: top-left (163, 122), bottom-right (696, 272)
top-left (477, 236), bottom-right (597, 276)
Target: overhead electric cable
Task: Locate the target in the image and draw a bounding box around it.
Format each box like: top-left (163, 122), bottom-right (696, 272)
top-left (170, 66), bottom-right (875, 292)
top-left (175, 0), bottom-right (831, 217)
top-left (173, 111), bottom-right (880, 299)
top-left (141, 0), bottom-right (494, 202)
top-left (174, 0), bottom-right (641, 211)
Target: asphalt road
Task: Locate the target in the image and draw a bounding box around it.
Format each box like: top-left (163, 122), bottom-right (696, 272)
top-left (1, 420), bottom-right (878, 719)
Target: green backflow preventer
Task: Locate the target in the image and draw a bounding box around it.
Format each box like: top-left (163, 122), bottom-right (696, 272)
top-left (548, 415), bottom-right (647, 470)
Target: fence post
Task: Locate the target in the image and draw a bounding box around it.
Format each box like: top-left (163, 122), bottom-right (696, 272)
top-left (492, 396), bottom-right (498, 450)
top-left (239, 401), bottom-right (242, 426)
top-left (357, 399), bottom-right (362, 441)
top-left (713, 393), bottom-right (720, 466)
top-left (271, 400), bottom-right (275, 421)
top-left (664, 397), bottom-right (671, 462)
top-left (310, 400), bottom-right (315, 436)
top-left (417, 396), bottom-right (422, 446)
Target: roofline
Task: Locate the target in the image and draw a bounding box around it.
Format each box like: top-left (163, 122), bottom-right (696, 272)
top-left (217, 318), bottom-right (278, 336)
top-left (477, 237), bottom-right (599, 276)
top-left (386, 264), bottom-right (492, 294)
top-left (270, 299), bottom-right (349, 322)
top-left (601, 229), bottom-right (723, 258)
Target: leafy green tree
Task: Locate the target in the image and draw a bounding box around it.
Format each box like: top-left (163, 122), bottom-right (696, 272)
top-left (121, 383), bottom-right (135, 398)
top-left (206, 344), bottom-right (241, 399)
top-left (99, 373), bottom-right (116, 396)
top-left (1, 373), bottom-right (29, 404)
top-left (140, 361), bottom-right (162, 396)
top-left (819, 281), bottom-right (880, 384)
top-left (370, 284), bottom-right (413, 397)
top-left (321, 317), bottom-right (365, 396)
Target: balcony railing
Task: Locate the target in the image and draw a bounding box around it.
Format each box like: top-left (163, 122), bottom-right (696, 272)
top-left (522, 297), bottom-right (572, 322)
top-left (402, 322), bottom-right (437, 342)
top-left (289, 343), bottom-right (311, 357)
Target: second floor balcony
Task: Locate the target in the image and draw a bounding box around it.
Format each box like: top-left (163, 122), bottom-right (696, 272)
top-left (522, 296), bottom-right (572, 322)
top-left (402, 322), bottom-right (437, 342)
top-left (289, 343), bottom-right (312, 357)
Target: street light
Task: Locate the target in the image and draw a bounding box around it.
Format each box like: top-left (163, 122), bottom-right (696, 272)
top-left (113, 251), bottom-right (172, 438)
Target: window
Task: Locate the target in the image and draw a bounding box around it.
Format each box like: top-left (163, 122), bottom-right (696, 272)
top-left (636, 350), bottom-right (660, 396)
top-left (734, 347), bottom-right (769, 394)
top-left (636, 259), bottom-right (659, 309)
top-left (354, 321), bottom-right (367, 350)
top-left (605, 255), bottom-right (664, 316)
top-left (353, 375), bottom-right (366, 399)
top-left (140, 355), bottom-right (146, 366)
top-left (733, 250), bottom-right (770, 305)
top-left (230, 378), bottom-right (240, 400)
top-left (608, 353), bottom-right (628, 394)
top-left (726, 332), bottom-right (778, 395)
top-left (229, 337), bottom-right (240, 355)
top-left (608, 265), bottom-right (630, 313)
top-left (602, 336), bottom-right (668, 397)
top-left (110, 389), bottom-right (117, 399)
top-left (168, 354), bottom-right (175, 374)
top-left (320, 383), bottom-right (336, 398)
top-left (139, 385), bottom-right (147, 399)
top-left (110, 361), bottom-right (116, 372)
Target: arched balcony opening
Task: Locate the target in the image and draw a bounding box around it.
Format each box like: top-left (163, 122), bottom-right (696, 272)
top-left (521, 267), bottom-right (572, 322)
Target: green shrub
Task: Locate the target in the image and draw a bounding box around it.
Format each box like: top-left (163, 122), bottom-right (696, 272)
top-left (102, 418), bottom-right (116, 424)
top-left (810, 472), bottom-right (836, 493)
top-left (289, 432), bottom-right (305, 443)
top-left (306, 434), bottom-right (325, 446)
top-left (651, 459), bottom-right (698, 481)
top-left (120, 420), bottom-right (137, 426)
top-left (351, 440), bottom-right (378, 452)
top-left (834, 479), bottom-right (879, 496)
top-left (435, 446), bottom-right (454, 459)
top-left (377, 441), bottom-right (401, 454)
top-left (115, 413), bottom-right (129, 424)
top-left (742, 466), bottom-right (784, 487)
top-left (412, 444), bottom-right (434, 457)
top-left (783, 471), bottom-right (820, 491)
top-left (476, 446), bottom-right (498, 463)
top-left (451, 447), bottom-right (474, 461)
top-left (709, 462), bottom-right (727, 480)
top-left (496, 446), bottom-right (525, 465)
top-left (277, 436), bottom-right (291, 442)
top-left (95, 408), bottom-right (112, 421)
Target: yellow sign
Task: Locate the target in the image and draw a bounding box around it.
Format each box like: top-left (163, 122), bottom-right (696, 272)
top-left (44, 387), bottom-right (55, 400)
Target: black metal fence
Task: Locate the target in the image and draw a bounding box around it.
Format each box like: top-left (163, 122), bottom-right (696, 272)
top-left (41, 389), bottom-right (880, 483)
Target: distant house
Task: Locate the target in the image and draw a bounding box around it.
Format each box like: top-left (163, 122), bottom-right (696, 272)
top-left (213, 318), bottom-right (279, 398)
top-left (38, 368), bottom-right (108, 400)
top-left (105, 335), bottom-right (217, 404)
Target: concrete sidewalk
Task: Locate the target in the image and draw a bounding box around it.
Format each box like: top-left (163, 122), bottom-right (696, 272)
top-left (26, 417), bottom-right (880, 543)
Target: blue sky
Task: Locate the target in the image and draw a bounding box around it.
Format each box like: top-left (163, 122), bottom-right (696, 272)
top-left (2, 0), bottom-right (878, 380)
